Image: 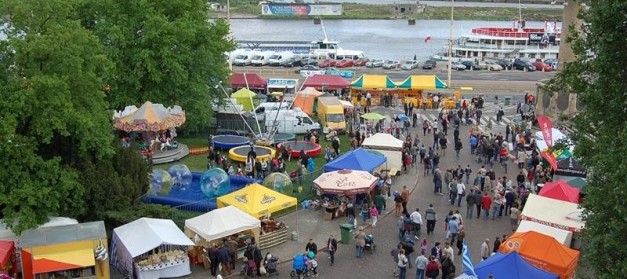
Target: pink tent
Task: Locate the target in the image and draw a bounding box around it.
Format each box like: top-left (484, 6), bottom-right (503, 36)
top-left (539, 180), bottom-right (580, 204)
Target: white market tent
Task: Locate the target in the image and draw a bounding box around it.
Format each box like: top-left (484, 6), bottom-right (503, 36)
top-left (361, 133), bottom-right (404, 170)
top-left (184, 206), bottom-right (261, 247)
top-left (111, 218), bottom-right (195, 276)
top-left (521, 194), bottom-right (585, 233)
top-left (516, 220), bottom-right (573, 247)
top-left (535, 128), bottom-right (573, 152)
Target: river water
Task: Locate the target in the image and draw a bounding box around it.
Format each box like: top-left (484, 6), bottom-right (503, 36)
top-left (229, 19), bottom-right (560, 60)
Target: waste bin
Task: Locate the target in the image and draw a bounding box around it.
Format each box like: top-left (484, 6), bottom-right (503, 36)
top-left (339, 223), bottom-right (354, 244)
top-left (505, 96), bottom-right (512, 106)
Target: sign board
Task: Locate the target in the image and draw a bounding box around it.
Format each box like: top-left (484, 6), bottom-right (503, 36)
top-left (528, 33), bottom-right (556, 45)
top-left (267, 79), bottom-right (299, 88)
top-left (261, 3), bottom-right (343, 16)
top-left (300, 69), bottom-right (326, 78)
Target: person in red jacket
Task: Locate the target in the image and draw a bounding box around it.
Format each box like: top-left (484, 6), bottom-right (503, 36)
top-left (425, 255), bottom-right (441, 279)
top-left (481, 191), bottom-right (493, 220)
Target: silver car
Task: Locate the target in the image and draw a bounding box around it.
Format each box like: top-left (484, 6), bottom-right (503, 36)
top-left (483, 61), bottom-right (503, 71)
top-left (449, 62), bottom-right (466, 71)
top-left (382, 60), bottom-right (401, 69)
top-left (401, 60), bottom-right (419, 70)
top-left (366, 59), bottom-right (384, 68)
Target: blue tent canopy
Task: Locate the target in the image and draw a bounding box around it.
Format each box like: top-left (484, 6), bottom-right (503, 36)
top-left (323, 147), bottom-right (387, 173)
top-left (469, 252), bottom-right (558, 279)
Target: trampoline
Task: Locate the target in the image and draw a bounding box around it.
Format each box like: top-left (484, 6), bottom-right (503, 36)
top-left (277, 141), bottom-right (322, 158)
top-left (229, 145), bottom-right (277, 162)
top-left (212, 135), bottom-right (250, 150)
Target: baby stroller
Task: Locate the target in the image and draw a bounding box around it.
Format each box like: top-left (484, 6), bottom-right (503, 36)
top-left (364, 234), bottom-right (377, 254)
top-left (290, 253), bottom-right (310, 279)
top-left (264, 253), bottom-right (279, 277)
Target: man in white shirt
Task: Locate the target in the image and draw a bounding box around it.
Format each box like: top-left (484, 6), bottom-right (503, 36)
top-left (481, 239), bottom-right (491, 260)
top-left (456, 181), bottom-right (466, 207)
top-left (410, 208), bottom-right (423, 239)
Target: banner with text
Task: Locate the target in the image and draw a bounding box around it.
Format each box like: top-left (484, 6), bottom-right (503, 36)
top-left (261, 3), bottom-right (343, 16)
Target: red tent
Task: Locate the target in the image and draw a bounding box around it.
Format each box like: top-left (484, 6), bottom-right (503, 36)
top-left (303, 74), bottom-right (350, 89)
top-left (0, 241), bottom-right (16, 274)
top-left (539, 180), bottom-right (581, 203)
top-left (229, 73), bottom-right (267, 90)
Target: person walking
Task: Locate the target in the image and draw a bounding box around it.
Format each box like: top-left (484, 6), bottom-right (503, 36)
top-left (370, 205), bottom-right (379, 227)
top-left (433, 169), bottom-right (443, 195)
top-left (391, 244), bottom-right (402, 276)
top-left (481, 192), bottom-right (492, 220)
top-left (397, 249), bottom-right (409, 279)
top-left (410, 208), bottom-right (423, 239)
top-left (454, 139), bottom-right (463, 160)
top-left (217, 243), bottom-right (231, 276)
top-left (354, 226), bottom-right (366, 258)
top-left (465, 189), bottom-right (476, 219)
top-left (509, 202), bottom-right (521, 231)
top-left (415, 251), bottom-right (428, 279)
top-left (481, 239), bottom-right (491, 260)
top-left (456, 181), bottom-right (466, 207)
top-left (401, 185), bottom-right (410, 215)
top-left (425, 256), bottom-right (440, 279)
top-left (327, 234), bottom-right (338, 266)
top-left (424, 204), bottom-right (437, 235)
top-left (456, 226), bottom-right (465, 256)
top-left (474, 187), bottom-right (483, 219)
top-left (207, 244), bottom-right (219, 276)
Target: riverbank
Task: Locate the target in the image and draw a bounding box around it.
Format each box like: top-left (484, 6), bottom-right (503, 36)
top-left (214, 4), bottom-right (562, 21)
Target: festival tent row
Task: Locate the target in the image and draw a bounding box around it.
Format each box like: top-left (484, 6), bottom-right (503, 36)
top-left (323, 147), bottom-right (387, 173)
top-left (361, 133), bottom-right (404, 170)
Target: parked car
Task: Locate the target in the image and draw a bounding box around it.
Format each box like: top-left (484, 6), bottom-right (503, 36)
top-left (282, 57), bottom-right (302, 68)
top-left (353, 58), bottom-right (369, 67)
top-left (317, 59), bottom-right (338, 68)
top-left (543, 58), bottom-right (557, 65)
top-left (448, 62), bottom-right (467, 71)
top-left (550, 61), bottom-right (558, 71)
top-left (495, 59), bottom-right (513, 70)
top-left (366, 59), bottom-right (384, 68)
top-left (532, 61), bottom-right (553, 72)
top-left (382, 60), bottom-right (401, 69)
top-left (335, 59), bottom-right (355, 68)
top-left (461, 61), bottom-right (481, 70)
top-left (401, 60), bottom-right (419, 70)
top-left (300, 58), bottom-right (318, 66)
top-left (422, 60), bottom-right (437, 70)
top-left (513, 59), bottom-right (536, 71)
top-left (483, 61), bottom-right (503, 71)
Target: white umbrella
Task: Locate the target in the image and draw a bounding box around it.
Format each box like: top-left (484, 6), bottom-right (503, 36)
top-left (313, 169), bottom-right (378, 195)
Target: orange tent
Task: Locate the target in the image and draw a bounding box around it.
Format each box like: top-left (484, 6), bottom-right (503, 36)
top-left (499, 230), bottom-right (580, 279)
top-left (293, 87), bottom-right (324, 116)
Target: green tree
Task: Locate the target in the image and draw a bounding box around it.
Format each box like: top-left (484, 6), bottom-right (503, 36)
top-left (547, 1), bottom-right (627, 277)
top-left (80, 0), bottom-right (236, 134)
top-left (0, 0), bottom-right (114, 234)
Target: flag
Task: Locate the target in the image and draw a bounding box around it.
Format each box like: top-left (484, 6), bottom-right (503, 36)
top-left (462, 240), bottom-right (478, 276)
top-left (424, 35), bottom-right (432, 43)
top-left (536, 115), bottom-right (553, 147)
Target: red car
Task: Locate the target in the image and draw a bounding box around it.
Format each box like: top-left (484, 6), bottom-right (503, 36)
top-left (317, 59), bottom-right (337, 68)
top-left (532, 61), bottom-right (552, 72)
top-left (353, 58), bottom-right (369, 67)
top-left (335, 59), bottom-right (354, 68)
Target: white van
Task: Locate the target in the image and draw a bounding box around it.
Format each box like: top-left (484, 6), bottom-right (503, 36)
top-left (268, 52), bottom-right (294, 67)
top-left (253, 101), bottom-right (291, 121)
top-left (233, 50), bottom-right (254, 66)
top-left (251, 51), bottom-right (271, 66)
top-left (265, 108), bottom-right (320, 134)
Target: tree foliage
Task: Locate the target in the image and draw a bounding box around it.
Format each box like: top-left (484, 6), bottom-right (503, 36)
top-left (79, 0), bottom-right (236, 134)
top-left (547, 1), bottom-right (627, 277)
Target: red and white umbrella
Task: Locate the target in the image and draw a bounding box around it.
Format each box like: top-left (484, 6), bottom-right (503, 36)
top-left (313, 169), bottom-right (378, 195)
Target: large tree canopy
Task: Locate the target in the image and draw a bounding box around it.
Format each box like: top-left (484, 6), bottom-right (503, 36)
top-left (0, 0), bottom-right (114, 234)
top-left (548, 1), bottom-right (627, 278)
top-left (80, 0), bottom-right (236, 133)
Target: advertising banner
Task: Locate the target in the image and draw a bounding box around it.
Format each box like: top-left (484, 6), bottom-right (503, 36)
top-left (528, 33), bottom-right (556, 45)
top-left (261, 3), bottom-right (343, 16)
top-left (267, 79), bottom-right (298, 88)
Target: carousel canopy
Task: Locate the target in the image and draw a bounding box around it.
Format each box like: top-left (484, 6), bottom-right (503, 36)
top-left (113, 101), bottom-right (185, 132)
top-left (351, 75), bottom-right (397, 89)
top-left (395, 75), bottom-right (448, 89)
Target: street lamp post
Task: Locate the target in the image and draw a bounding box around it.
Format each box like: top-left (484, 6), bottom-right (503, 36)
top-left (447, 0), bottom-right (455, 89)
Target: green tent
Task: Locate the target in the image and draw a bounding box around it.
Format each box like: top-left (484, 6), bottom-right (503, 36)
top-left (230, 88), bottom-right (256, 111)
top-left (395, 75), bottom-right (448, 89)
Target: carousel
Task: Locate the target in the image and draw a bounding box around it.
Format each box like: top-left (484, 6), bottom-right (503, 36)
top-left (113, 101), bottom-right (189, 164)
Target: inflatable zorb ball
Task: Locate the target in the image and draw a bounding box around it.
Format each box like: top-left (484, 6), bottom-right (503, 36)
top-left (263, 172), bottom-right (292, 193)
top-left (200, 168), bottom-right (231, 198)
top-left (168, 164), bottom-right (192, 191)
top-left (150, 169), bottom-right (173, 196)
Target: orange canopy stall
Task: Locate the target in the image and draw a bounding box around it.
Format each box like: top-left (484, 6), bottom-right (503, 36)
top-left (499, 230), bottom-right (580, 279)
top-left (293, 87), bottom-right (324, 116)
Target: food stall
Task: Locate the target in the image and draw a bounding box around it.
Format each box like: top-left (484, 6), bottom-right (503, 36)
top-left (361, 133), bottom-right (404, 171)
top-left (184, 206), bottom-right (261, 259)
top-left (0, 241), bottom-right (16, 277)
top-left (19, 221), bottom-right (109, 279)
top-left (516, 220), bottom-right (573, 247)
top-left (111, 218), bottom-right (195, 279)
top-left (521, 194), bottom-right (585, 249)
top-left (217, 184), bottom-right (296, 249)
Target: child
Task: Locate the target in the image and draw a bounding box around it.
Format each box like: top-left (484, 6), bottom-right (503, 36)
top-left (308, 252), bottom-right (318, 277)
top-left (370, 205), bottom-right (379, 227)
top-left (420, 238), bottom-right (429, 255)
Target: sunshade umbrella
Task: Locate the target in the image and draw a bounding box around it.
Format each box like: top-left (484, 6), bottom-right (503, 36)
top-left (313, 169), bottom-right (378, 195)
top-left (397, 114), bottom-right (409, 121)
top-left (361, 112), bottom-right (386, 120)
top-left (113, 101), bottom-right (185, 132)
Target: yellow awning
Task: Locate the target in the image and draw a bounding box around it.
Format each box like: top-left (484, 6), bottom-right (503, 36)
top-left (217, 183), bottom-right (297, 217)
top-left (33, 249), bottom-right (95, 273)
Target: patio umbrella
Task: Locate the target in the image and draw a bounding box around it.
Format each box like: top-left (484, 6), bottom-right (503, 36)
top-left (397, 114), bottom-right (409, 121)
top-left (361, 112), bottom-right (386, 120)
top-left (313, 169), bottom-right (378, 195)
top-left (113, 101), bottom-right (185, 132)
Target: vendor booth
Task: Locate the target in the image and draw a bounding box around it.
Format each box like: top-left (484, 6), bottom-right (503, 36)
top-left (350, 75), bottom-right (404, 106)
top-left (217, 184), bottom-right (297, 249)
top-left (302, 74), bottom-right (350, 91)
top-left (535, 128), bottom-right (572, 153)
top-left (361, 133), bottom-right (404, 171)
top-left (293, 87), bottom-right (324, 116)
top-left (230, 88), bottom-right (257, 111)
top-left (499, 231), bottom-right (580, 279)
top-left (516, 220), bottom-right (573, 247)
top-left (267, 78), bottom-right (299, 95)
top-left (111, 218), bottom-right (195, 279)
top-left (538, 180), bottom-right (581, 204)
top-left (20, 221), bottom-right (109, 279)
top-left (184, 206), bottom-right (261, 253)
top-left (229, 73), bottom-right (267, 91)
top-left (466, 252), bottom-right (558, 279)
top-left (323, 147), bottom-right (387, 173)
top-left (555, 157), bottom-right (587, 179)
top-left (0, 241), bottom-right (16, 276)
top-left (521, 194), bottom-right (584, 249)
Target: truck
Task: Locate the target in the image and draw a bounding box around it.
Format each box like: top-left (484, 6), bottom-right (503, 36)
top-left (317, 96), bottom-right (346, 133)
top-left (265, 108), bottom-right (320, 135)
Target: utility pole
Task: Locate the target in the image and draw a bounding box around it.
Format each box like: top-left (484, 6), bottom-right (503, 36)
top-left (447, 0), bottom-right (455, 89)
